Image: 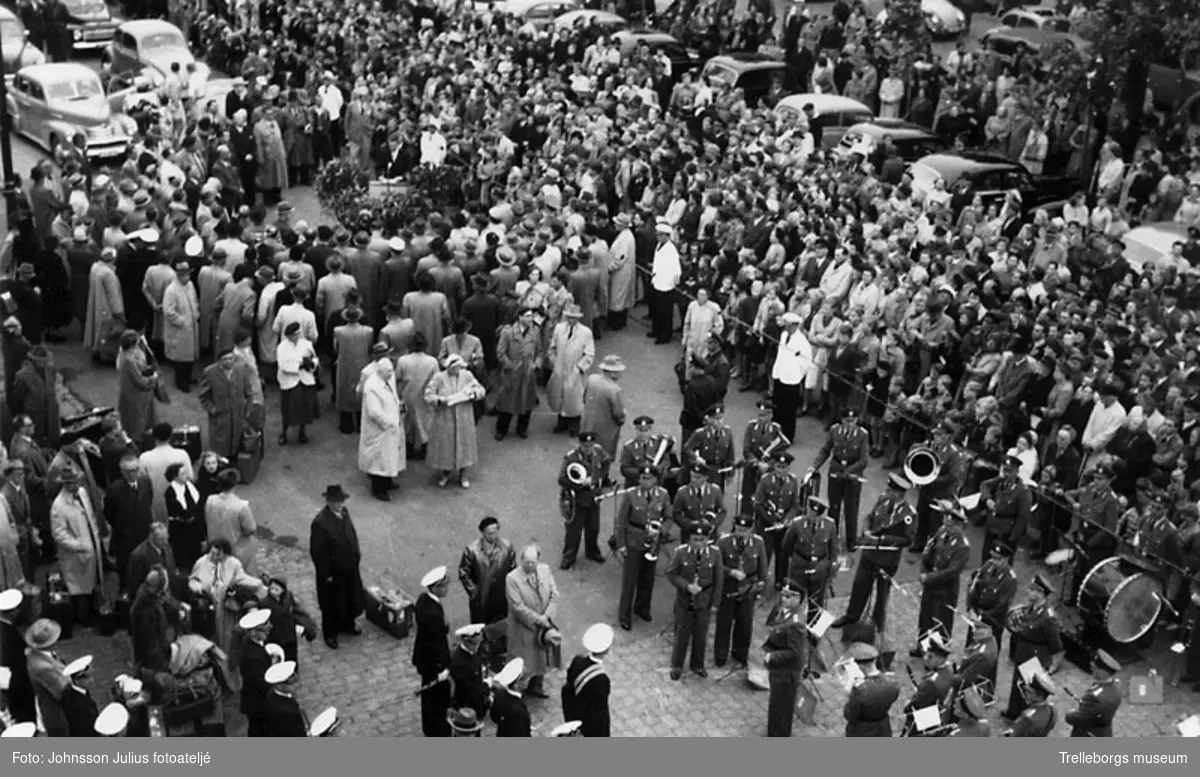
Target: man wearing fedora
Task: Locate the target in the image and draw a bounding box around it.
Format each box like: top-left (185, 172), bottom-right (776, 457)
top-left (49, 464), bottom-right (107, 628)
top-left (23, 618), bottom-right (72, 736)
top-left (581, 354), bottom-right (627, 468)
top-left (547, 302), bottom-right (594, 436)
top-left (494, 307), bottom-right (543, 441)
top-left (162, 260), bottom-right (201, 392)
top-left (11, 346), bottom-right (61, 448)
top-left (309, 485), bottom-right (365, 650)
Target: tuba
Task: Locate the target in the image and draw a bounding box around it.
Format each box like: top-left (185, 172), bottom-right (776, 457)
top-left (561, 462), bottom-right (590, 524)
top-left (905, 446), bottom-right (942, 487)
top-left (1005, 602), bottom-right (1035, 634)
top-left (566, 462), bottom-right (590, 486)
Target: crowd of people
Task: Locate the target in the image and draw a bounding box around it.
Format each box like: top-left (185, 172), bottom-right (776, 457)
top-left (2, 0), bottom-right (1200, 739)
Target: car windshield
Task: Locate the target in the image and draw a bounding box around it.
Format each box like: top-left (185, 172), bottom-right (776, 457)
top-left (65, 0), bottom-right (108, 13)
top-left (703, 63), bottom-right (738, 86)
top-left (46, 77), bottom-right (104, 102)
top-left (0, 19), bottom-right (23, 42)
top-left (140, 31), bottom-right (185, 50)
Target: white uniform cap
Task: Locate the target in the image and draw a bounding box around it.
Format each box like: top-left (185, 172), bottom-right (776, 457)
top-left (582, 623), bottom-right (614, 654)
top-left (239, 609), bottom-right (271, 630)
top-left (64, 655), bottom-right (93, 677)
top-left (456, 623), bottom-right (486, 638)
top-left (184, 236), bottom-right (205, 257)
top-left (551, 720), bottom-right (583, 736)
top-left (493, 657), bottom-right (524, 687)
top-left (1, 722), bottom-right (37, 737)
top-left (421, 566), bottom-right (448, 588)
top-left (94, 703), bottom-right (130, 736)
top-left (265, 661), bottom-right (296, 685)
top-left (0, 588), bottom-right (23, 611)
top-left (388, 237), bottom-right (407, 252)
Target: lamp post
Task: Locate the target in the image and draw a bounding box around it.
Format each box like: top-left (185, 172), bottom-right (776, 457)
top-left (0, 30), bottom-right (21, 224)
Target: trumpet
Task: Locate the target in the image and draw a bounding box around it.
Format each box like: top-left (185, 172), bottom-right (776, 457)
top-left (904, 446), bottom-right (942, 487)
top-left (644, 520), bottom-right (664, 562)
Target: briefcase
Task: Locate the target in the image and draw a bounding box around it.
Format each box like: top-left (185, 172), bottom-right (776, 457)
top-left (1128, 669), bottom-right (1164, 705)
top-left (170, 425), bottom-right (202, 463)
top-left (43, 572), bottom-right (74, 641)
top-left (364, 586), bottom-right (414, 639)
top-left (237, 429), bottom-right (263, 485)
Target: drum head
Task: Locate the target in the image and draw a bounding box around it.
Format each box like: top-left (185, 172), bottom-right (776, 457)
top-left (310, 707), bottom-right (338, 737)
top-left (1106, 575), bottom-right (1162, 643)
top-left (1076, 558), bottom-right (1121, 612)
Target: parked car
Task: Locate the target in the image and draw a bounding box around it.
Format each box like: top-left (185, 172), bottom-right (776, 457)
top-left (0, 6), bottom-right (46, 80)
top-left (996, 7), bottom-right (1070, 31)
top-left (835, 119), bottom-right (949, 163)
top-left (909, 151), bottom-right (1078, 213)
top-left (700, 53), bottom-right (786, 108)
top-left (14, 0), bottom-right (118, 52)
top-left (1148, 47), bottom-right (1200, 109)
top-left (499, 0), bottom-right (580, 29)
top-left (979, 26), bottom-right (1088, 69)
top-left (6, 62), bottom-right (134, 159)
top-left (612, 29), bottom-right (703, 80)
top-left (553, 8), bottom-right (627, 33)
top-left (866, 0), bottom-right (966, 38)
top-left (1122, 222), bottom-right (1189, 273)
top-left (102, 19), bottom-right (208, 82)
top-left (774, 93), bottom-right (874, 147)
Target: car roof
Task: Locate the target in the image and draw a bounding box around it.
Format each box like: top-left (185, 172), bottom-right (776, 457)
top-left (845, 120), bottom-right (935, 139)
top-left (1123, 222), bottom-right (1189, 272)
top-left (913, 152), bottom-right (1023, 175)
top-left (776, 93), bottom-right (872, 114)
top-left (118, 19), bottom-right (185, 37)
top-left (983, 26), bottom-right (1084, 46)
top-left (708, 53), bottom-right (785, 72)
top-left (615, 29), bottom-right (677, 44)
top-left (555, 9), bottom-right (623, 23)
top-left (503, 0), bottom-right (577, 10)
top-left (17, 63), bottom-right (100, 84)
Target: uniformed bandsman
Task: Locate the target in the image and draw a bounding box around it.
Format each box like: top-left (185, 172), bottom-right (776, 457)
top-left (979, 454), bottom-right (1033, 560)
top-left (910, 421), bottom-right (964, 554)
top-left (954, 623), bottom-right (1000, 707)
top-left (714, 515), bottom-right (768, 667)
top-left (781, 496), bottom-right (838, 624)
top-left (672, 464), bottom-right (726, 542)
top-left (903, 631), bottom-right (957, 737)
top-left (665, 523), bottom-right (724, 680)
top-left (741, 399), bottom-right (786, 505)
top-left (911, 500), bottom-right (970, 656)
top-left (449, 623), bottom-right (491, 721)
top-left (683, 404), bottom-right (736, 491)
top-left (264, 661), bottom-right (309, 736)
top-left (762, 585), bottom-right (809, 737)
top-left (947, 685), bottom-right (991, 737)
top-left (614, 465), bottom-right (671, 630)
top-left (1064, 463), bottom-right (1119, 600)
top-left (754, 451), bottom-right (802, 589)
top-left (562, 623), bottom-right (613, 737)
top-left (809, 407), bottom-right (870, 554)
top-left (1064, 649), bottom-right (1122, 737)
top-left (1002, 573), bottom-right (1064, 722)
top-left (843, 642), bottom-right (900, 737)
top-left (559, 431), bottom-right (611, 570)
top-left (1005, 669), bottom-right (1058, 737)
top-left (965, 542), bottom-right (1018, 684)
top-left (611, 416), bottom-right (676, 551)
top-left (834, 473), bottom-right (915, 631)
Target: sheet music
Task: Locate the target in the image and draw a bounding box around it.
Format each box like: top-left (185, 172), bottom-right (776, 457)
top-left (1018, 657), bottom-right (1045, 683)
top-left (913, 705), bottom-right (941, 732)
top-left (808, 609), bottom-right (834, 639)
top-left (835, 659), bottom-right (864, 692)
top-left (1178, 715), bottom-right (1200, 737)
top-left (958, 493), bottom-right (981, 510)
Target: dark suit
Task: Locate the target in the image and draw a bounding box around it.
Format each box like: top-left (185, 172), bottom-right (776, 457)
top-left (164, 484), bottom-right (206, 573)
top-left (104, 475), bottom-right (154, 592)
top-left (126, 538), bottom-right (178, 602)
top-left (239, 638), bottom-right (273, 736)
top-left (449, 645), bottom-right (490, 720)
top-left (490, 689), bottom-right (531, 736)
top-left (265, 689), bottom-right (309, 736)
top-left (562, 654), bottom-right (610, 737)
top-left (412, 591), bottom-right (452, 737)
top-left (844, 675), bottom-right (900, 737)
top-left (0, 617), bottom-right (36, 722)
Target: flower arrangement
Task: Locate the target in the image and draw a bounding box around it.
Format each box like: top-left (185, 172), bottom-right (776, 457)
top-left (315, 158), bottom-right (467, 230)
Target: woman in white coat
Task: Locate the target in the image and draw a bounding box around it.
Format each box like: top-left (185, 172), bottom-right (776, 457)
top-left (162, 260), bottom-right (201, 392)
top-left (606, 214), bottom-right (637, 330)
top-left (682, 288), bottom-right (725, 380)
top-left (359, 357), bottom-right (406, 501)
top-left (546, 304), bottom-right (594, 435)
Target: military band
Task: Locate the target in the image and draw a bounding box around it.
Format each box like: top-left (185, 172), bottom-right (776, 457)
top-left (612, 415), bottom-right (679, 551)
top-left (903, 632), bottom-right (957, 737)
top-left (979, 455), bottom-right (1033, 562)
top-left (1064, 650), bottom-right (1122, 737)
top-left (713, 516), bottom-right (768, 667)
top-left (672, 464), bottom-right (727, 542)
top-left (614, 465), bottom-right (671, 630)
top-left (682, 404), bottom-right (736, 491)
top-left (559, 432), bottom-right (611, 570)
top-left (1002, 573), bottom-right (1064, 722)
top-left (834, 473), bottom-right (915, 632)
top-left (754, 452), bottom-right (803, 590)
top-left (955, 623), bottom-right (1000, 707)
top-left (843, 642), bottom-right (901, 737)
top-left (562, 624), bottom-right (613, 737)
top-left (761, 585), bottom-right (809, 737)
top-left (449, 623), bottom-right (491, 721)
top-left (781, 497), bottom-right (838, 626)
top-left (966, 542), bottom-right (1018, 687)
top-left (810, 408), bottom-right (870, 554)
top-left (913, 501), bottom-right (971, 653)
top-left (666, 525), bottom-right (724, 680)
top-left (741, 400), bottom-right (787, 506)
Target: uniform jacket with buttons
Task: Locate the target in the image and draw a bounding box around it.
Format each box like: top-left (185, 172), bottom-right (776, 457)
top-left (781, 514), bottom-right (838, 582)
top-left (861, 492), bottom-right (915, 563)
top-left (966, 558), bottom-right (1018, 626)
top-left (742, 419), bottom-right (786, 464)
top-left (683, 424), bottom-right (735, 471)
top-left (921, 524), bottom-right (970, 589)
top-left (813, 421), bottom-right (869, 477)
top-left (845, 675), bottom-right (901, 737)
top-left (619, 434), bottom-right (670, 484)
top-left (753, 472), bottom-right (800, 529)
top-left (980, 475), bottom-right (1033, 540)
top-left (1064, 678), bottom-right (1121, 737)
top-left (716, 532), bottom-right (767, 599)
top-left (666, 543), bottom-right (724, 610)
top-left (1067, 482), bottom-right (1119, 553)
top-left (614, 486), bottom-right (671, 551)
top-left (904, 665), bottom-right (956, 736)
top-left (672, 482), bottom-right (726, 534)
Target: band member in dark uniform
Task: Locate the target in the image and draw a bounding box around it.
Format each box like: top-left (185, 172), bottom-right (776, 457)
top-left (264, 661), bottom-right (309, 736)
top-left (754, 452), bottom-right (801, 589)
top-left (672, 464), bottom-right (726, 542)
top-left (781, 496), bottom-right (838, 624)
top-left (903, 631), bottom-right (957, 737)
top-left (911, 500), bottom-right (970, 655)
top-left (490, 658), bottom-right (531, 737)
top-left (948, 685), bottom-right (991, 736)
top-left (954, 623), bottom-right (1000, 706)
top-left (1004, 669), bottom-right (1058, 737)
top-left (762, 585), bottom-right (808, 737)
top-left (413, 566), bottom-right (453, 737)
top-left (741, 399), bottom-right (786, 506)
top-left (1002, 573), bottom-right (1063, 722)
top-left (965, 543), bottom-right (1018, 686)
top-left (809, 407), bottom-right (869, 554)
top-left (449, 623), bottom-right (491, 721)
top-left (611, 415), bottom-right (679, 551)
top-left (614, 465), bottom-right (670, 630)
top-left (843, 641), bottom-right (900, 737)
top-left (1063, 463), bottom-right (1120, 600)
top-left (713, 515), bottom-right (767, 667)
top-left (979, 454), bottom-right (1033, 560)
top-left (562, 623), bottom-right (613, 737)
top-left (682, 404), bottom-right (735, 490)
top-left (665, 523), bottom-right (723, 680)
top-left (833, 473), bottom-right (915, 631)
top-left (558, 432), bottom-right (611, 570)
top-left (1064, 649), bottom-right (1122, 737)
top-left (910, 421), bottom-right (964, 553)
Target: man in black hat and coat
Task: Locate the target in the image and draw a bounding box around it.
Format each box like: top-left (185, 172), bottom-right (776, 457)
top-left (309, 484), bottom-right (364, 650)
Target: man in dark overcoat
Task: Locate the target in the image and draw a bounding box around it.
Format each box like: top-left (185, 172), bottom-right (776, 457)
top-left (309, 484), bottom-right (364, 650)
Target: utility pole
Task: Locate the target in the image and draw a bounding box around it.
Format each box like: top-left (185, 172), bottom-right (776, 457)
top-left (0, 31), bottom-right (20, 224)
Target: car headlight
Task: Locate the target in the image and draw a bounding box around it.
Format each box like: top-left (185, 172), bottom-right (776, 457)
top-left (926, 12), bottom-right (943, 27)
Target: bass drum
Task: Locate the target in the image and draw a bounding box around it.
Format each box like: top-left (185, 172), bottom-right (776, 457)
top-left (1076, 556), bottom-right (1162, 643)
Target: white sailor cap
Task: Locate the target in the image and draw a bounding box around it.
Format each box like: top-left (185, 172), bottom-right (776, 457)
top-left (456, 623), bottom-right (486, 638)
top-left (582, 623), bottom-right (614, 654)
top-left (238, 609), bottom-right (271, 630)
top-left (551, 720), bottom-right (583, 737)
top-left (64, 655), bottom-right (93, 677)
top-left (184, 235), bottom-right (204, 258)
top-left (94, 703), bottom-right (130, 736)
top-left (388, 237), bottom-right (407, 252)
top-left (421, 566), bottom-right (448, 589)
top-left (1, 722), bottom-right (37, 737)
top-left (265, 661), bottom-right (296, 685)
top-left (493, 657), bottom-right (524, 687)
top-left (0, 588), bottom-right (23, 611)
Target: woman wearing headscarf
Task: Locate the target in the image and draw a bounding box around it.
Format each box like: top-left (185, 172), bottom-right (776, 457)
top-left (425, 354), bottom-right (486, 489)
top-left (276, 321), bottom-right (319, 446)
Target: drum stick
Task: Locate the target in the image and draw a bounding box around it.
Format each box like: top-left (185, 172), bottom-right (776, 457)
top-left (1153, 592), bottom-right (1180, 619)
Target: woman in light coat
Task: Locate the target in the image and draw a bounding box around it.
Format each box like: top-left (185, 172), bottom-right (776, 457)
top-left (546, 305), bottom-right (594, 434)
top-left (682, 288), bottom-right (724, 380)
top-left (425, 354), bottom-right (486, 489)
top-left (188, 538), bottom-right (267, 690)
top-left (204, 467), bottom-right (258, 576)
top-left (49, 468), bottom-right (105, 624)
top-left (253, 106), bottom-right (289, 206)
top-left (396, 332), bottom-right (440, 454)
top-left (162, 261), bottom-right (201, 392)
top-left (607, 214), bottom-right (637, 329)
top-left (504, 545), bottom-right (559, 698)
top-left (359, 357), bottom-right (406, 500)
top-left (83, 248), bottom-right (124, 363)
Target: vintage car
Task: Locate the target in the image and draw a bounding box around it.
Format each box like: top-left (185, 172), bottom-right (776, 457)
top-left (499, 0), bottom-right (581, 30)
top-left (835, 119), bottom-right (949, 163)
top-left (775, 93), bottom-right (874, 148)
top-left (866, 0), bottom-right (967, 38)
top-left (701, 53), bottom-right (787, 108)
top-left (6, 62), bottom-right (135, 159)
top-left (996, 7), bottom-right (1072, 32)
top-left (0, 6), bottom-right (46, 80)
top-left (101, 19), bottom-right (208, 82)
top-left (553, 8), bottom-right (627, 33)
top-left (14, 0), bottom-right (119, 51)
top-left (909, 151), bottom-right (1078, 215)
